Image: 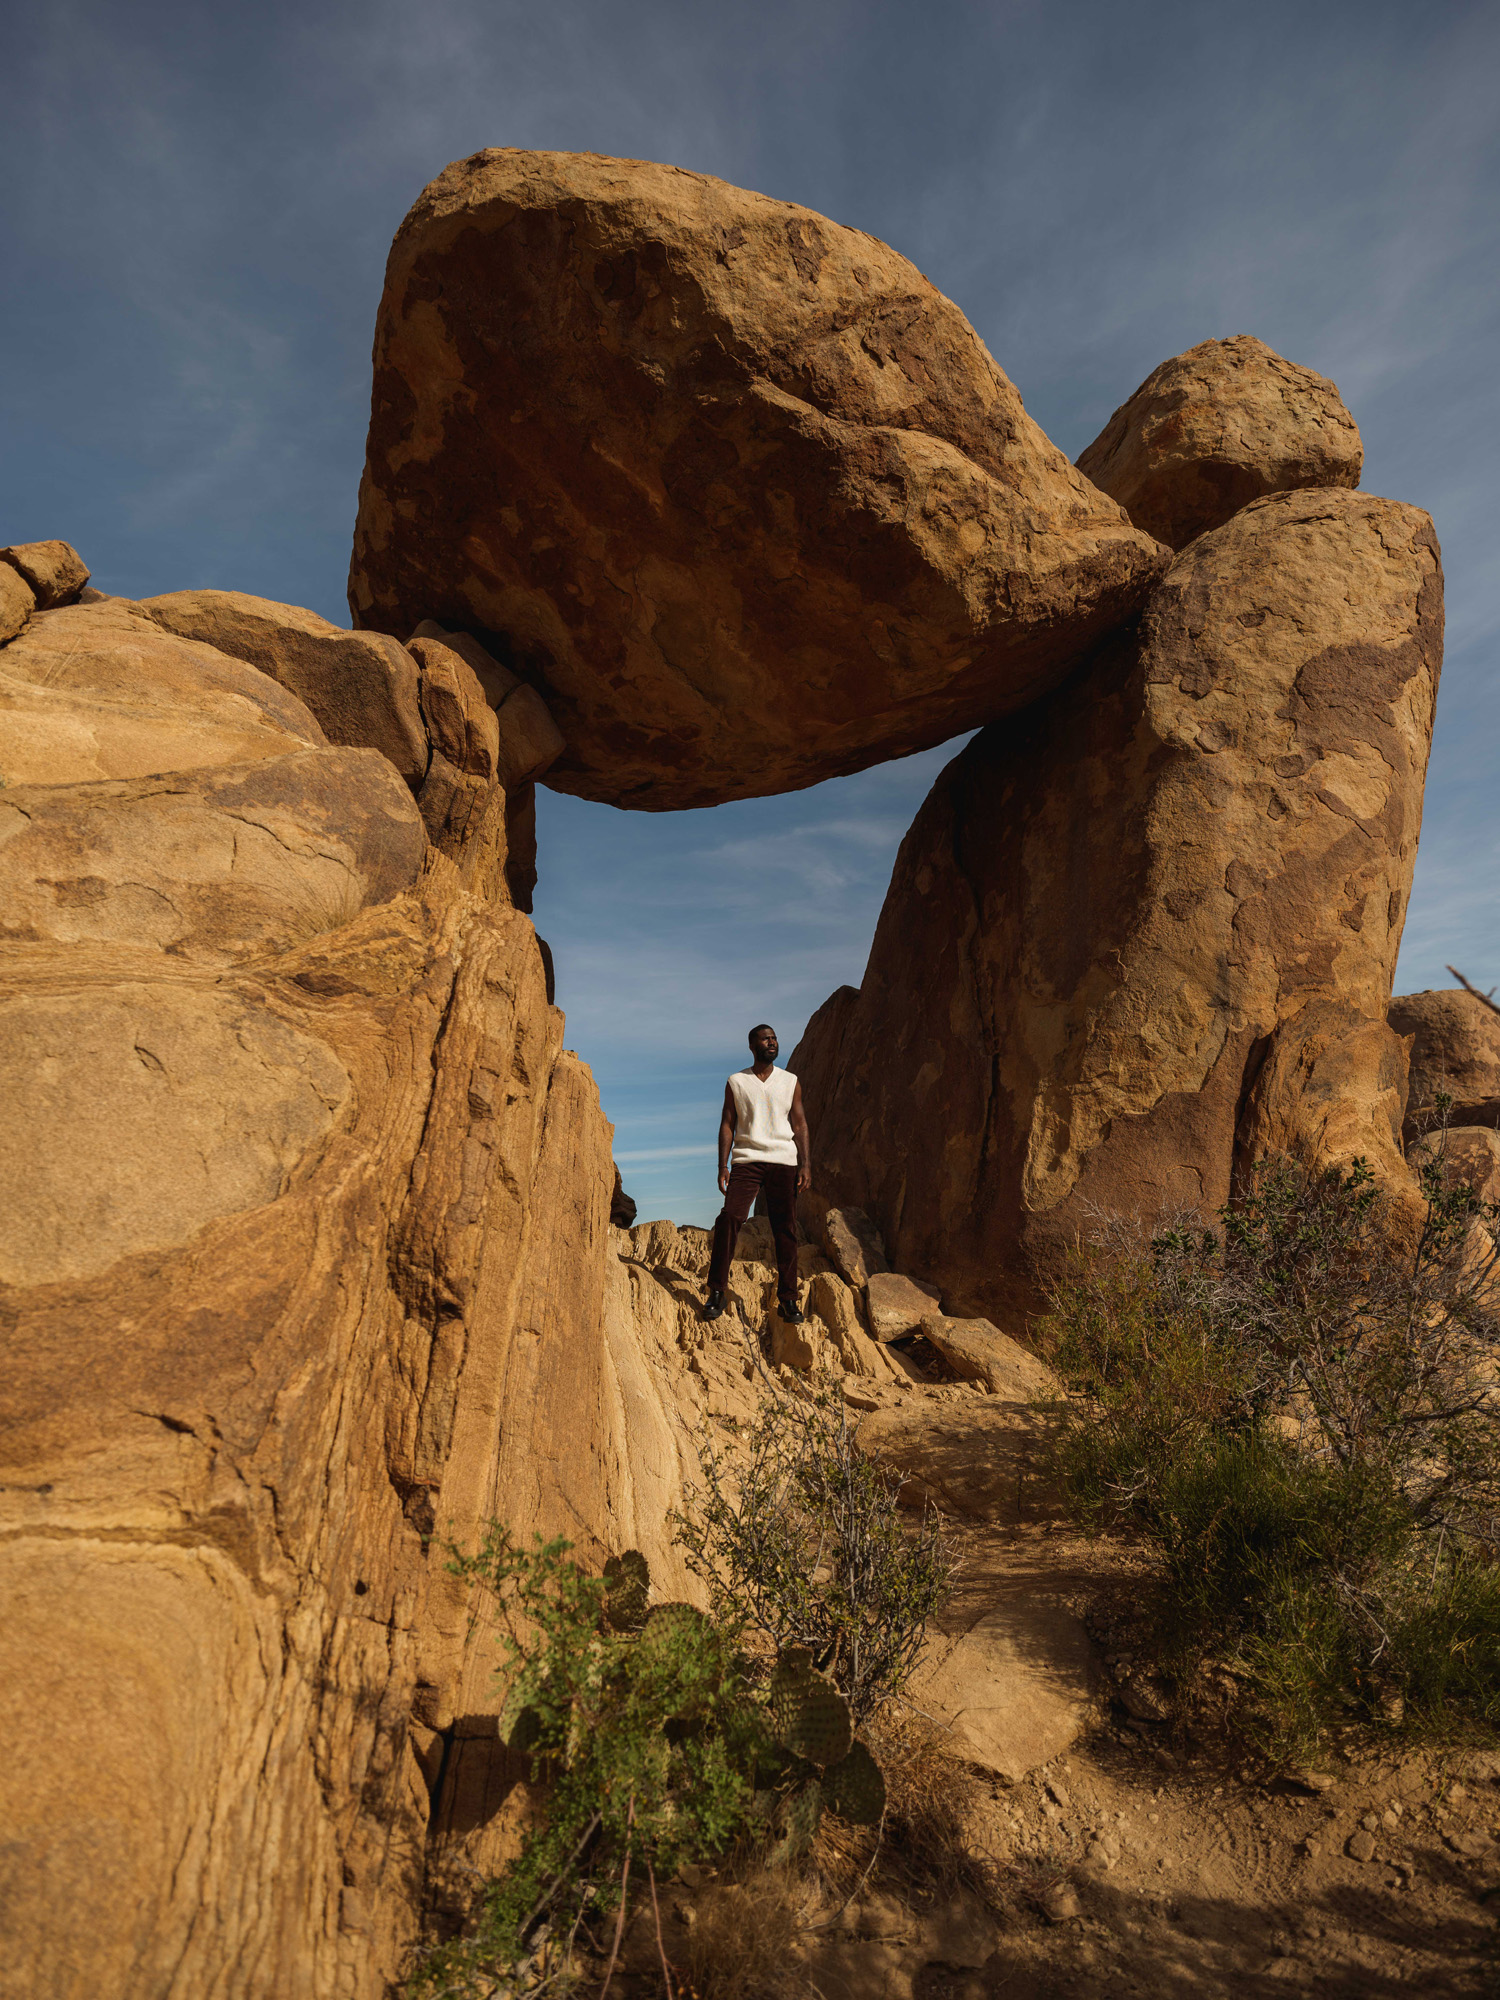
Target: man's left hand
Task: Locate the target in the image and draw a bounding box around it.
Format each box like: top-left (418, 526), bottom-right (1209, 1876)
top-left (797, 1166), bottom-right (811, 1195)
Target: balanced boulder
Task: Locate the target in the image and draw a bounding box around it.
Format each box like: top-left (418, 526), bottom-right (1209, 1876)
top-left (1076, 335), bottom-right (1362, 549)
top-left (347, 149), bottom-right (1167, 810)
top-left (793, 488), bottom-right (1442, 1321)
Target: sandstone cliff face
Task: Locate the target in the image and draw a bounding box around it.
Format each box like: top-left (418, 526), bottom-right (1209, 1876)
top-left (1077, 335), bottom-right (1363, 550)
top-left (793, 488), bottom-right (1442, 1320)
top-left (347, 148), bottom-right (1167, 810)
top-left (0, 576), bottom-right (608, 2000)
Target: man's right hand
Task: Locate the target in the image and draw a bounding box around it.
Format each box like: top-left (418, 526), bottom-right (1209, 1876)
top-left (717, 1166), bottom-right (731, 1194)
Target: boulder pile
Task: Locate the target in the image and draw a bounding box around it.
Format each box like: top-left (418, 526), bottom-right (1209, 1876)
top-left (1, 147), bottom-right (1456, 1998)
top-left (347, 149), bottom-right (1166, 809)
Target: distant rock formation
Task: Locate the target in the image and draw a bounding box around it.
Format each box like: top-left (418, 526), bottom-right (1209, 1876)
top-left (1076, 334), bottom-right (1362, 548)
top-left (347, 149), bottom-right (1167, 810)
top-left (794, 488), bottom-right (1442, 1320)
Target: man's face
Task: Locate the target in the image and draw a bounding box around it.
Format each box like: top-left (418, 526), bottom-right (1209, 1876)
top-left (750, 1028), bottom-right (778, 1064)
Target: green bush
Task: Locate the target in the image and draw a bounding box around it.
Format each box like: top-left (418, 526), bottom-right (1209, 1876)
top-left (1043, 1151), bottom-right (1500, 1760)
top-left (673, 1389), bottom-right (954, 1722)
top-left (407, 1531), bottom-right (886, 2000)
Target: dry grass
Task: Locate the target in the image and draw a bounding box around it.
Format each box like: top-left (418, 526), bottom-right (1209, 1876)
top-left (809, 1705), bottom-right (999, 1911)
top-left (681, 1870), bottom-right (811, 2000)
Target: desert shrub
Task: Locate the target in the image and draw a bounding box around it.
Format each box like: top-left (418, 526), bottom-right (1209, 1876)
top-left (407, 1532), bottom-right (886, 2000)
top-left (1043, 1150), bottom-right (1500, 1758)
top-left (673, 1390), bottom-right (954, 1722)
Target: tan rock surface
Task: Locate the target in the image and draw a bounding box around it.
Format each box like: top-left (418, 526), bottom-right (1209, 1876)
top-left (0, 598), bottom-right (330, 787)
top-left (0, 560), bottom-right (36, 643)
top-left (1413, 1125), bottom-right (1500, 1207)
top-left (0, 748), bottom-right (427, 959)
top-left (1077, 334), bottom-right (1362, 549)
top-left (1236, 998), bottom-right (1416, 1208)
top-left (865, 1269), bottom-right (943, 1342)
top-left (0, 599), bottom-right (630, 1997)
top-left (909, 1605), bottom-right (1093, 1783)
top-left (919, 1313), bottom-right (1057, 1399)
top-left (800, 1189), bottom-right (889, 1287)
top-left (1, 537), bottom-right (90, 607)
top-left (347, 148), bottom-right (1167, 810)
top-left (138, 587), bottom-right (429, 787)
top-left (794, 489), bottom-right (1442, 1321)
top-left (1390, 987), bottom-right (1500, 1140)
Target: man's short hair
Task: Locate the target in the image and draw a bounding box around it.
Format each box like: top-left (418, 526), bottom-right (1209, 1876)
top-left (748, 1022), bottom-right (775, 1043)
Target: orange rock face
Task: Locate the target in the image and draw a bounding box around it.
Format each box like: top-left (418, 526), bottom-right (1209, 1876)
top-left (347, 149), bottom-right (1166, 810)
top-left (1077, 335), bottom-right (1362, 549)
top-left (0, 575), bottom-right (605, 1999)
top-left (793, 489), bottom-right (1442, 1322)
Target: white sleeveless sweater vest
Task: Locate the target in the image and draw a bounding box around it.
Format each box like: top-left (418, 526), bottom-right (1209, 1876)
top-left (727, 1066), bottom-right (799, 1165)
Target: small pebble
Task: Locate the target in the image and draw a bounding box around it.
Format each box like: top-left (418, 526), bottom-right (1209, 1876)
top-left (1347, 1830), bottom-right (1377, 1863)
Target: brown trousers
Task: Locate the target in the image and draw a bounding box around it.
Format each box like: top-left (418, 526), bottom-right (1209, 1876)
top-left (708, 1161), bottom-right (799, 1298)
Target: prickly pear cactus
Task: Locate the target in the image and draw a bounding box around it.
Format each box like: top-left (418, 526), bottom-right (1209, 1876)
top-left (769, 1651), bottom-right (853, 1768)
top-left (770, 1778), bottom-right (825, 1864)
top-left (821, 1738), bottom-right (886, 1825)
top-left (636, 1600), bottom-right (708, 1660)
top-left (603, 1548), bottom-right (651, 1631)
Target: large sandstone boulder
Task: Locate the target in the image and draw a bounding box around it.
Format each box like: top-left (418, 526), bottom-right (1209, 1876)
top-left (0, 586), bottom-right (609, 1999)
top-left (1077, 334), bottom-right (1362, 549)
top-left (347, 149), bottom-right (1167, 810)
top-left (794, 488), bottom-right (1442, 1322)
top-left (1390, 988), bottom-right (1500, 1140)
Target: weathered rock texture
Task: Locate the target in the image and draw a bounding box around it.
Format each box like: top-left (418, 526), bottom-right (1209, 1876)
top-left (1077, 335), bottom-right (1362, 550)
top-left (1235, 1000), bottom-right (1417, 1223)
top-left (0, 578), bottom-right (589, 2000)
top-left (0, 559), bottom-right (36, 644)
top-left (793, 488), bottom-right (1442, 1321)
top-left (138, 587), bottom-right (430, 789)
top-left (347, 148), bottom-right (1167, 810)
top-left (1413, 1126), bottom-right (1500, 1209)
top-left (2, 537), bottom-right (90, 608)
top-left (1390, 988), bottom-right (1500, 1141)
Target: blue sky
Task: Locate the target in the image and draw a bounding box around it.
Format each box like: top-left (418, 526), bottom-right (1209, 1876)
top-left (4, 0), bottom-right (1496, 1223)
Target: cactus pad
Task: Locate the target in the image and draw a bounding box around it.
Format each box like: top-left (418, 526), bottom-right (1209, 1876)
top-left (821, 1739), bottom-right (885, 1826)
top-left (771, 1779), bottom-right (824, 1864)
top-left (769, 1654), bottom-right (853, 1767)
top-left (603, 1548), bottom-right (651, 1631)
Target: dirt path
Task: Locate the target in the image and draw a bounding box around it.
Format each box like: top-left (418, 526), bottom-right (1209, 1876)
top-left (616, 1223), bottom-right (1500, 1996)
top-left (853, 1390), bottom-right (1500, 1997)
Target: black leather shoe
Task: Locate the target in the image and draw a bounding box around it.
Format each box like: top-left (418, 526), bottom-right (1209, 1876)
top-left (778, 1297), bottom-right (805, 1324)
top-left (702, 1289), bottom-right (726, 1321)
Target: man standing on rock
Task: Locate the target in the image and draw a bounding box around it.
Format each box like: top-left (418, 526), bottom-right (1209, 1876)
top-left (703, 1024), bottom-right (810, 1324)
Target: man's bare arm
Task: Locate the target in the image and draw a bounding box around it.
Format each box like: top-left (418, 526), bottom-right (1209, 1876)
top-left (790, 1077), bottom-right (811, 1196)
top-left (717, 1082), bottom-right (736, 1194)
